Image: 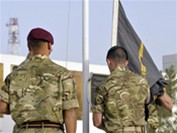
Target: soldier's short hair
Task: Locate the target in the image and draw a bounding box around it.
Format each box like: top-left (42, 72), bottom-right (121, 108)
top-left (27, 39), bottom-right (47, 49)
top-left (106, 46), bottom-right (128, 63)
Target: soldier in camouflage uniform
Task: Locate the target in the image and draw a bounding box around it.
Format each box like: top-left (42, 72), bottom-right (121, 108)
top-left (92, 46), bottom-right (150, 133)
top-left (0, 28), bottom-right (79, 133)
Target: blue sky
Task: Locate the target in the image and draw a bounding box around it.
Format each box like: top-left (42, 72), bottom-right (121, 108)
top-left (0, 0), bottom-right (176, 70)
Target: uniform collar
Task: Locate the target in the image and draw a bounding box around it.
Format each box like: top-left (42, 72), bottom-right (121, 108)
top-left (28, 54), bottom-right (49, 60)
top-left (111, 66), bottom-right (128, 74)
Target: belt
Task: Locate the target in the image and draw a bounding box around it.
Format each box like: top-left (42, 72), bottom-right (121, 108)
top-left (20, 120), bottom-right (64, 131)
top-left (111, 126), bottom-right (146, 133)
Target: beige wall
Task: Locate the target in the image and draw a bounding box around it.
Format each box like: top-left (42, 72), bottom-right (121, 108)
top-left (71, 71), bottom-right (83, 120)
top-left (0, 63), bottom-right (4, 117)
top-left (0, 63), bottom-right (3, 88)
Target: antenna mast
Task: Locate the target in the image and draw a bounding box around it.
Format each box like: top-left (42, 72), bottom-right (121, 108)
top-left (6, 17), bottom-right (21, 55)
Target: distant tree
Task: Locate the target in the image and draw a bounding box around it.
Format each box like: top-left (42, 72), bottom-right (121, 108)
top-left (157, 65), bottom-right (177, 133)
top-left (164, 65), bottom-right (177, 99)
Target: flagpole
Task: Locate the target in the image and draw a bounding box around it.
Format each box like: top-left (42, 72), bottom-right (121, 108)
top-left (82, 0), bottom-right (89, 132)
top-left (111, 0), bottom-right (119, 47)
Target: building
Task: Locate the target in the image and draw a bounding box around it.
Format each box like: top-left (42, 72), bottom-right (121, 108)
top-left (163, 54), bottom-right (177, 72)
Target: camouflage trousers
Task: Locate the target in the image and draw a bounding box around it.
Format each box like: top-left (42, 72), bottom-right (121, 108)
top-left (108, 132), bottom-right (144, 133)
top-left (149, 127), bottom-right (156, 133)
top-left (13, 125), bottom-right (64, 133)
top-left (107, 131), bottom-right (146, 133)
top-left (107, 126), bottom-right (147, 133)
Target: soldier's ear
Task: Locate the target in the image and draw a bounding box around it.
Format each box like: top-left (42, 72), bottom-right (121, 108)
top-left (106, 59), bottom-right (111, 65)
top-left (125, 60), bottom-right (128, 66)
top-left (47, 42), bottom-right (52, 50)
top-left (28, 45), bottom-right (31, 52)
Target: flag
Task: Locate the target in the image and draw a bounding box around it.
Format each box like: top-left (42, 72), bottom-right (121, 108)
top-left (117, 2), bottom-right (165, 102)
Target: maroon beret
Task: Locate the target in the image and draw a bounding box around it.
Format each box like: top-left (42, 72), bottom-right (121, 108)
top-left (27, 28), bottom-right (54, 44)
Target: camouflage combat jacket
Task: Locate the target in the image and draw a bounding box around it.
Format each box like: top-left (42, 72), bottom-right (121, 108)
top-left (0, 55), bottom-right (79, 126)
top-left (92, 66), bottom-right (150, 132)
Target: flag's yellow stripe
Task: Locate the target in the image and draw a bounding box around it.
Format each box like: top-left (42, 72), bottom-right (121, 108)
top-left (138, 42), bottom-right (147, 77)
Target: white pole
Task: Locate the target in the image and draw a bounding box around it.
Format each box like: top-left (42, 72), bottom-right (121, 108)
top-left (111, 0), bottom-right (119, 47)
top-left (82, 0), bottom-right (89, 132)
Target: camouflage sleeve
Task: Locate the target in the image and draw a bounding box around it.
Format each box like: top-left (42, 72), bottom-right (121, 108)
top-left (91, 85), bottom-right (105, 113)
top-left (140, 77), bottom-right (151, 104)
top-left (62, 72), bottom-right (79, 110)
top-left (148, 104), bottom-right (159, 129)
top-left (0, 75), bottom-right (10, 103)
top-left (141, 77), bottom-right (150, 104)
